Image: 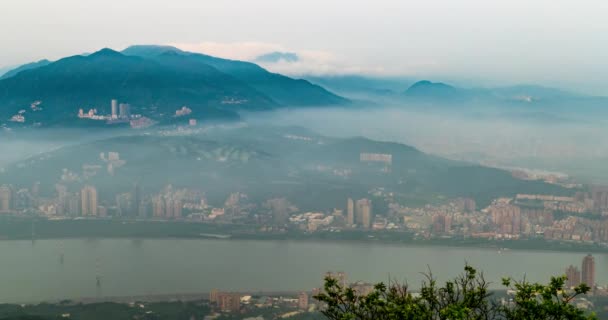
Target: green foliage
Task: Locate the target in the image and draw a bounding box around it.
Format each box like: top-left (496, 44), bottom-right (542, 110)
top-left (315, 265), bottom-right (596, 320)
top-left (501, 276), bottom-right (593, 320)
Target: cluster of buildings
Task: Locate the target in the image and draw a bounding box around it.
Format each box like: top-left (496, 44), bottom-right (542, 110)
top-left (6, 149), bottom-right (608, 249)
top-left (7, 101), bottom-right (43, 124)
top-left (346, 198), bottom-right (373, 229)
top-left (76, 99), bottom-right (199, 129)
top-left (76, 99), bottom-right (160, 129)
top-left (5, 176), bottom-right (608, 247)
top-left (565, 254), bottom-right (596, 290)
top-left (205, 271), bottom-right (365, 317)
top-left (151, 186), bottom-right (208, 219)
top-left (174, 106), bottom-right (192, 117)
top-left (206, 289), bottom-right (312, 317)
top-left (561, 254), bottom-right (608, 300)
top-left (5, 184), bottom-right (102, 217)
top-left (78, 99), bottom-right (132, 121)
top-left (373, 190), bottom-right (608, 246)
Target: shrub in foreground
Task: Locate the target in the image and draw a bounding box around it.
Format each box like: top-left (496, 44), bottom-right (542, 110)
top-left (314, 265), bottom-right (594, 320)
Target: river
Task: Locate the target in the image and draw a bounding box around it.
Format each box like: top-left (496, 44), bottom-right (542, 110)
top-left (0, 238), bottom-right (604, 303)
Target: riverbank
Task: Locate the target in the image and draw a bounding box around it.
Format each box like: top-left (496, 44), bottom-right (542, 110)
top-left (0, 217), bottom-right (606, 254)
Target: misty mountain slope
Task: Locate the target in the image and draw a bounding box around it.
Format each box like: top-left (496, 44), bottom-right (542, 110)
top-left (122, 45), bottom-right (350, 107)
top-left (404, 80), bottom-right (464, 99)
top-left (397, 80), bottom-right (608, 126)
top-left (0, 59), bottom-right (52, 80)
top-left (1, 126), bottom-right (566, 210)
top-left (0, 49), bottom-right (279, 125)
top-left (303, 75), bottom-right (416, 102)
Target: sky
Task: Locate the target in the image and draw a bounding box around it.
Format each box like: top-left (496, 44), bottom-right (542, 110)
top-left (0, 0), bottom-right (607, 94)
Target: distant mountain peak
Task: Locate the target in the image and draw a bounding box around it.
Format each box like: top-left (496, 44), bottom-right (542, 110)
top-left (404, 80), bottom-right (460, 98)
top-left (408, 80), bottom-right (455, 90)
top-left (122, 45), bottom-right (185, 57)
top-left (89, 48), bottom-right (123, 57)
top-left (0, 59), bottom-right (52, 80)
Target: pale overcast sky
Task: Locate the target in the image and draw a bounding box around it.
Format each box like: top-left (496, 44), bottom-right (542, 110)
top-left (0, 0), bottom-right (607, 94)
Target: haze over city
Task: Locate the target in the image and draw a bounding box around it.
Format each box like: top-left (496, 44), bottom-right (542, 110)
top-left (0, 1), bottom-right (607, 319)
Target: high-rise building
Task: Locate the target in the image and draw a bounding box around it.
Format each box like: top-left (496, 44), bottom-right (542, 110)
top-left (218, 292), bottom-right (241, 313)
top-left (98, 205), bottom-right (107, 217)
top-left (491, 204), bottom-right (521, 235)
top-left (432, 214), bottom-right (451, 234)
top-left (81, 185), bottom-right (98, 216)
top-left (31, 181), bottom-right (40, 198)
top-left (591, 186), bottom-right (608, 211)
top-left (566, 265), bottom-right (581, 288)
top-left (346, 198), bottom-right (354, 226)
top-left (172, 199), bottom-right (182, 219)
top-left (165, 197), bottom-right (175, 218)
top-left (445, 214), bottom-right (452, 233)
top-left (298, 292), bottom-right (309, 310)
top-left (138, 198), bottom-right (150, 218)
top-left (351, 281), bottom-right (375, 296)
top-left (152, 195), bottom-right (165, 217)
top-left (111, 99), bottom-right (118, 119)
top-left (0, 185), bottom-right (13, 212)
top-left (14, 189), bottom-right (32, 210)
top-left (116, 193), bottom-right (132, 217)
top-left (464, 198), bottom-right (476, 212)
top-left (355, 199), bottom-right (372, 229)
top-left (119, 103), bottom-right (131, 119)
top-left (132, 183), bottom-right (141, 218)
top-left (267, 198), bottom-right (289, 225)
top-left (209, 289), bottom-right (219, 304)
top-left (336, 271), bottom-right (347, 287)
top-left (67, 194), bottom-right (81, 216)
top-left (581, 254), bottom-right (595, 288)
top-left (325, 271), bottom-right (347, 288)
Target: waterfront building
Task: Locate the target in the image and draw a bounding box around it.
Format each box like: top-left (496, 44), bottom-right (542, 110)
top-left (582, 254), bottom-right (595, 288)
top-left (566, 265), bottom-right (581, 288)
top-left (81, 185), bottom-right (98, 216)
top-left (111, 99), bottom-right (118, 119)
top-left (0, 185), bottom-right (13, 212)
top-left (356, 199), bottom-right (372, 229)
top-left (346, 198), bottom-right (354, 226)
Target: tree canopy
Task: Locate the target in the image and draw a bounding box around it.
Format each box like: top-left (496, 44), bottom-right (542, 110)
top-left (314, 265), bottom-right (595, 320)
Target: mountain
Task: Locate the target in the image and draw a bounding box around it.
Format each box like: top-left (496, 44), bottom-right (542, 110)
top-left (0, 46), bottom-right (349, 127)
top-left (0, 48), bottom-right (279, 126)
top-left (402, 80), bottom-right (600, 105)
top-left (400, 80), bottom-right (608, 122)
top-left (122, 45), bottom-right (349, 107)
top-left (305, 75), bottom-right (415, 99)
top-left (0, 126), bottom-right (566, 209)
top-left (404, 80), bottom-right (465, 100)
top-left (0, 59), bottom-right (52, 80)
top-left (0, 65), bottom-right (15, 78)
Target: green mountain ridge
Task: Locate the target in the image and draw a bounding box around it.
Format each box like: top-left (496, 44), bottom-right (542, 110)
top-left (1, 126), bottom-right (567, 210)
top-left (122, 45), bottom-right (349, 107)
top-left (0, 59), bottom-right (52, 80)
top-left (0, 46), bottom-right (349, 127)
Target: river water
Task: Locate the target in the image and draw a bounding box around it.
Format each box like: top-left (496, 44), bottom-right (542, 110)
top-left (0, 238), bottom-right (603, 303)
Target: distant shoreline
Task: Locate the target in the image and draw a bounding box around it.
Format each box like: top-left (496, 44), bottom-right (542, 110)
top-left (0, 217), bottom-right (605, 254)
top-left (14, 290), bottom-right (302, 306)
